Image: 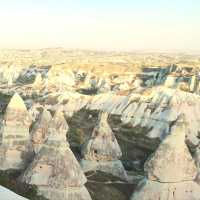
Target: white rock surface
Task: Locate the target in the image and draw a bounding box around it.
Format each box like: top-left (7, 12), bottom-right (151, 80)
top-left (31, 108), bottom-right (52, 153)
top-left (130, 116), bottom-right (200, 200)
top-left (0, 93), bottom-right (33, 170)
top-left (20, 110), bottom-right (92, 200)
top-left (0, 186), bottom-right (28, 200)
top-left (145, 116), bottom-right (197, 182)
top-left (131, 179), bottom-right (200, 200)
top-left (81, 112), bottom-right (127, 180)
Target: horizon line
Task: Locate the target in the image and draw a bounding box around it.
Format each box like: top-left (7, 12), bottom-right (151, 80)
top-left (0, 47), bottom-right (200, 55)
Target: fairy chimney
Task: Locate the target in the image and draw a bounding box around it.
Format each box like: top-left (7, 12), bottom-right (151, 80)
top-left (20, 110), bottom-right (92, 200)
top-left (81, 112), bottom-right (127, 180)
top-left (31, 108), bottom-right (52, 153)
top-left (33, 73), bottom-right (43, 89)
top-left (0, 93), bottom-right (33, 170)
top-left (130, 115), bottom-right (200, 200)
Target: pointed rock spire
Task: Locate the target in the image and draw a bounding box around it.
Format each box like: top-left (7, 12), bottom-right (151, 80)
top-left (47, 109), bottom-right (69, 145)
top-left (4, 93), bottom-right (31, 127)
top-left (20, 110), bottom-right (92, 200)
top-left (33, 73), bottom-right (43, 89)
top-left (83, 112), bottom-right (122, 161)
top-left (145, 115), bottom-right (197, 182)
top-left (7, 93), bottom-right (27, 111)
top-left (81, 112), bottom-right (127, 180)
top-left (130, 115), bottom-right (200, 200)
top-left (0, 93), bottom-right (33, 170)
top-left (31, 108), bottom-right (52, 153)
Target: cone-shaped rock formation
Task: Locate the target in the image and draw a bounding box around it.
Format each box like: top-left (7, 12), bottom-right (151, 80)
top-left (81, 112), bottom-right (127, 180)
top-left (31, 108), bottom-right (52, 153)
top-left (0, 93), bottom-right (33, 170)
top-left (33, 73), bottom-right (43, 89)
top-left (20, 110), bottom-right (92, 200)
top-left (130, 115), bottom-right (200, 200)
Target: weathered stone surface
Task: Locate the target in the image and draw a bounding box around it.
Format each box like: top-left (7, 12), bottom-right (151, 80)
top-left (81, 112), bottom-right (127, 180)
top-left (0, 93), bottom-right (33, 170)
top-left (194, 147), bottom-right (200, 184)
top-left (32, 73), bottom-right (43, 89)
top-left (82, 112), bottom-right (122, 161)
top-left (47, 67), bottom-right (76, 91)
top-left (164, 75), bottom-right (178, 88)
top-left (131, 179), bottom-right (200, 200)
top-left (86, 170), bottom-right (135, 200)
top-left (20, 110), bottom-right (92, 200)
top-left (31, 108), bottom-right (52, 153)
top-left (38, 186), bottom-right (91, 200)
top-left (81, 159), bottom-right (127, 181)
top-left (130, 116), bottom-right (200, 200)
top-left (145, 116), bottom-right (197, 182)
top-left (190, 75), bottom-right (198, 92)
top-left (4, 93), bottom-right (32, 128)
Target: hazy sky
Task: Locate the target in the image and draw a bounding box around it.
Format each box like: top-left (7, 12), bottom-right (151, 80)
top-left (0, 0), bottom-right (199, 52)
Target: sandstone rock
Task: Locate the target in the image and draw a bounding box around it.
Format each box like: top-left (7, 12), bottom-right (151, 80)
top-left (81, 112), bottom-right (127, 180)
top-left (145, 116), bottom-right (197, 182)
top-left (164, 75), bottom-right (178, 88)
top-left (98, 79), bottom-right (111, 93)
top-left (130, 115), bottom-right (200, 200)
top-left (131, 179), bottom-right (200, 200)
top-left (20, 110), bottom-right (92, 200)
top-left (0, 93), bottom-right (33, 170)
top-left (28, 104), bottom-right (42, 122)
top-left (47, 67), bottom-right (76, 89)
top-left (194, 147), bottom-right (200, 184)
top-left (133, 78), bottom-right (143, 88)
top-left (31, 108), bottom-right (52, 153)
top-left (32, 73), bottom-right (43, 89)
top-left (190, 75), bottom-right (198, 93)
top-left (0, 65), bottom-right (20, 86)
top-left (82, 73), bottom-right (93, 89)
top-left (178, 82), bottom-right (190, 92)
top-left (82, 112), bottom-right (122, 161)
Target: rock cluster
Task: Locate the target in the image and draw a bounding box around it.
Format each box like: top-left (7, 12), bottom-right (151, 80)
top-left (81, 112), bottom-right (127, 180)
top-left (20, 110), bottom-right (92, 200)
top-left (130, 115), bottom-right (200, 200)
top-left (47, 66), bottom-right (76, 91)
top-left (0, 93), bottom-right (32, 170)
top-left (0, 65), bottom-right (20, 86)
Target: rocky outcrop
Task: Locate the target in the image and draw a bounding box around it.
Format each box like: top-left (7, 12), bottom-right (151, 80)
top-left (31, 108), bottom-right (52, 153)
top-left (47, 67), bottom-right (76, 90)
top-left (32, 73), bottom-right (43, 89)
top-left (86, 86), bottom-right (200, 143)
top-left (130, 115), bottom-right (200, 200)
top-left (20, 110), bottom-right (92, 200)
top-left (56, 91), bottom-right (90, 117)
top-left (164, 74), bottom-right (178, 88)
top-left (81, 112), bottom-right (127, 180)
top-left (0, 65), bottom-right (20, 86)
top-left (0, 93), bottom-right (33, 170)
top-left (190, 75), bottom-right (198, 93)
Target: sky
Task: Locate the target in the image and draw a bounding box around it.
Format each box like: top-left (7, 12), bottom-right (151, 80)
top-left (0, 0), bottom-right (199, 52)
